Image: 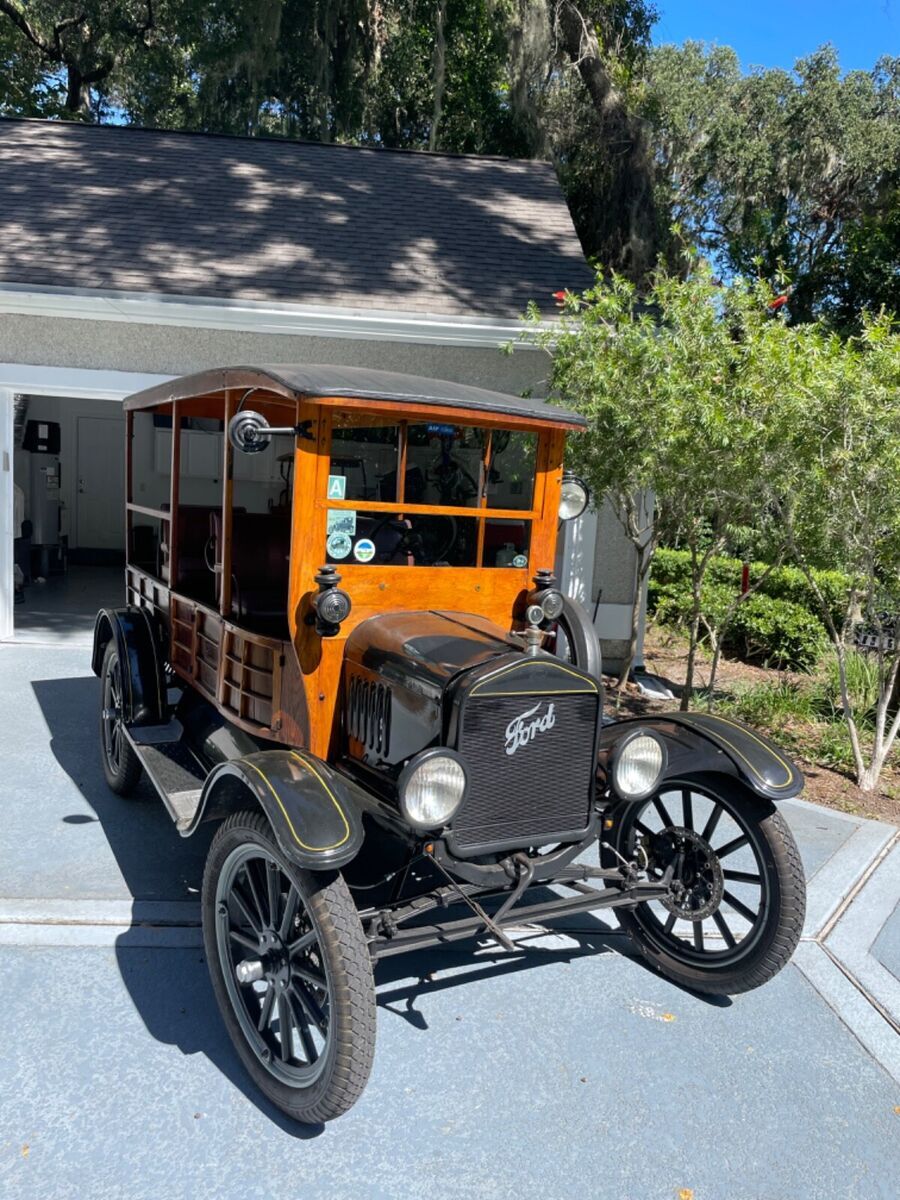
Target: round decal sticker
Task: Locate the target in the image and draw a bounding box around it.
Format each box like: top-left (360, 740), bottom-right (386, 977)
top-left (353, 538), bottom-right (376, 564)
top-left (512, 554), bottom-right (528, 568)
top-left (327, 531), bottom-right (352, 560)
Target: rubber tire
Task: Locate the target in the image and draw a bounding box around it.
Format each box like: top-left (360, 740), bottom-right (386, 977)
top-left (610, 780), bottom-right (806, 996)
top-left (99, 641), bottom-right (143, 796)
top-left (202, 810), bottom-right (377, 1124)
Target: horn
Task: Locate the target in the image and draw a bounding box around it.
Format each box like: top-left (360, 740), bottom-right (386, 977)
top-left (228, 410), bottom-right (270, 454)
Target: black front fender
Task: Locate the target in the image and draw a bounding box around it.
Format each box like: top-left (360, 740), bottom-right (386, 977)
top-left (187, 749), bottom-right (365, 871)
top-left (556, 593), bottom-right (603, 682)
top-left (91, 606), bottom-right (166, 727)
top-left (598, 711), bottom-right (803, 803)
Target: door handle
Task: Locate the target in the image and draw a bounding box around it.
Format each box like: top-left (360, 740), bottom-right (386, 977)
top-left (78, 478), bottom-right (85, 493)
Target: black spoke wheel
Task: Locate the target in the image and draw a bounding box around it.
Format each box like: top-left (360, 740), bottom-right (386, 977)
top-left (98, 641), bottom-right (142, 795)
top-left (607, 778), bottom-right (805, 995)
top-left (202, 811), bottom-right (376, 1123)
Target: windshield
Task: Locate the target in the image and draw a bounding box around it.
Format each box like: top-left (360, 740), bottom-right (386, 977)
top-left (325, 415), bottom-right (538, 568)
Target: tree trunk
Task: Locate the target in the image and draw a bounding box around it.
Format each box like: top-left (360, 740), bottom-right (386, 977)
top-left (681, 601), bottom-right (701, 711)
top-left (554, 1), bottom-right (657, 282)
top-left (65, 65), bottom-right (91, 116)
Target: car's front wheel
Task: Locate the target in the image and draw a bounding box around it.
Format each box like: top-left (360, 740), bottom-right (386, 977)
top-left (202, 810), bottom-right (376, 1123)
top-left (607, 778), bottom-right (806, 995)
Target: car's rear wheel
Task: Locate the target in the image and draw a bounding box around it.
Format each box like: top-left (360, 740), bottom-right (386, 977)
top-left (607, 778), bottom-right (805, 995)
top-left (99, 641), bottom-right (143, 795)
top-left (202, 810), bottom-right (376, 1124)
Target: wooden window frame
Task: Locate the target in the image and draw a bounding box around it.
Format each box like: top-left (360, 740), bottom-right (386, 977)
top-left (321, 409), bottom-right (545, 568)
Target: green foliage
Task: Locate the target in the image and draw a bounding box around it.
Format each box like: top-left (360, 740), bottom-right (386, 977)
top-left (727, 594), bottom-right (827, 671)
top-left (812, 651), bottom-right (882, 726)
top-left (719, 679), bottom-right (814, 726)
top-left (651, 574), bottom-right (827, 670)
top-left (645, 43), bottom-right (900, 329)
top-left (649, 548), bottom-right (852, 632)
top-left (813, 721), bottom-right (859, 774)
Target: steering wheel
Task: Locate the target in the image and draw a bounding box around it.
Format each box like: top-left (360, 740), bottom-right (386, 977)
top-left (429, 457), bottom-right (480, 506)
top-left (368, 514), bottom-right (459, 565)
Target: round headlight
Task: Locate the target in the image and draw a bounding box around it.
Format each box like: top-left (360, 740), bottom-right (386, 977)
top-left (540, 589), bottom-right (565, 620)
top-left (559, 474), bottom-right (589, 521)
top-left (611, 732), bottom-right (666, 801)
top-left (315, 588), bottom-right (351, 626)
top-left (399, 751), bottom-right (468, 829)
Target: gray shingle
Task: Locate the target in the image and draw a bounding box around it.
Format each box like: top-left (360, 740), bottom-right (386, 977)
top-left (0, 120), bottom-right (593, 319)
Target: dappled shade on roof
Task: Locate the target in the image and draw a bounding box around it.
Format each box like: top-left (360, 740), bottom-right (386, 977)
top-left (0, 119), bottom-right (592, 319)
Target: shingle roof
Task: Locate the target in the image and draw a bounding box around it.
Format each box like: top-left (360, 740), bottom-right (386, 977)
top-left (0, 119), bottom-right (592, 319)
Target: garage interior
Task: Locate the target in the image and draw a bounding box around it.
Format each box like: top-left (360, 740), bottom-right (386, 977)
top-left (13, 393), bottom-right (125, 642)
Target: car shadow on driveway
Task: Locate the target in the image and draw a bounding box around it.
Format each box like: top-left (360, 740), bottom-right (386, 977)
top-left (33, 673), bottom-right (729, 1135)
top-left (31, 675), bottom-right (215, 901)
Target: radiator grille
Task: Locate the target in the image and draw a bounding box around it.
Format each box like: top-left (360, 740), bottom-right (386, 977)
top-left (452, 693), bottom-right (598, 851)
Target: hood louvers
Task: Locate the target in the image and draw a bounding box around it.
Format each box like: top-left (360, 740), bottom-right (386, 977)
top-left (347, 675), bottom-right (391, 757)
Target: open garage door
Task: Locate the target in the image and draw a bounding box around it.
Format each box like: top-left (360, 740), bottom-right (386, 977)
top-left (12, 396), bottom-right (126, 644)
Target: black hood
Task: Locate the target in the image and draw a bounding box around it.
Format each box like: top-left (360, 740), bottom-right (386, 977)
top-left (344, 611), bottom-right (518, 700)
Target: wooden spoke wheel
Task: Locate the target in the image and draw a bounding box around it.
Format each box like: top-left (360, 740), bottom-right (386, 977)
top-left (202, 811), bottom-right (376, 1124)
top-left (608, 779), bottom-right (806, 995)
top-left (99, 642), bottom-right (143, 795)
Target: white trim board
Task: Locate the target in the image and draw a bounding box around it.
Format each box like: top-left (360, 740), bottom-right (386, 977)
top-left (0, 362), bottom-right (170, 400)
top-left (0, 282), bottom-right (547, 350)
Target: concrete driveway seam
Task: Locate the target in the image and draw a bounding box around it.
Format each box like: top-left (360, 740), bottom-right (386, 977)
top-left (822, 838), bottom-right (900, 1028)
top-left (793, 941), bottom-right (900, 1085)
top-left (801, 818), bottom-right (897, 938)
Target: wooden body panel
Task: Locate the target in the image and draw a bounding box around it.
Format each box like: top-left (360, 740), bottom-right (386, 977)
top-left (123, 385), bottom-right (569, 757)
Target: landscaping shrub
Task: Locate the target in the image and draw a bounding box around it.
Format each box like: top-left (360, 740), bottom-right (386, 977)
top-left (648, 547), bottom-right (848, 669)
top-left (724, 594), bottom-right (828, 670)
top-left (649, 548), bottom-right (852, 630)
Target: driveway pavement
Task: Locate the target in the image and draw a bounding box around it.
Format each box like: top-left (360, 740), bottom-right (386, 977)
top-left (1, 642), bottom-right (898, 1200)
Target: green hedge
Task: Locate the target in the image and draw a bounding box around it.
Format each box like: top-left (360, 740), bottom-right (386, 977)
top-left (648, 549), bottom-right (840, 670)
top-left (649, 548), bottom-right (851, 629)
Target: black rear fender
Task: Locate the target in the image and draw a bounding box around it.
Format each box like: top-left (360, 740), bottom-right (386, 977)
top-left (91, 607), bottom-right (166, 727)
top-left (187, 749), bottom-right (365, 871)
top-left (597, 711), bottom-right (803, 804)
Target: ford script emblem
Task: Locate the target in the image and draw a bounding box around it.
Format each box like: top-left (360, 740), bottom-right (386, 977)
top-left (504, 701), bottom-right (556, 756)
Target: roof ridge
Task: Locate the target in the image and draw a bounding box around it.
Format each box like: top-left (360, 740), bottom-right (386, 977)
top-left (0, 115), bottom-right (552, 170)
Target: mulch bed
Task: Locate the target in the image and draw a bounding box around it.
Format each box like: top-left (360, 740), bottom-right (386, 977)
top-left (602, 624), bottom-right (900, 827)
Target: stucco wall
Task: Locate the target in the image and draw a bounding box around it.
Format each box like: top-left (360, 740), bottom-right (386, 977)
top-left (0, 313), bottom-right (549, 395)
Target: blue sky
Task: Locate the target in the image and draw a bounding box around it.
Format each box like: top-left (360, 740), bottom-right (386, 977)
top-left (653, 1), bottom-right (899, 72)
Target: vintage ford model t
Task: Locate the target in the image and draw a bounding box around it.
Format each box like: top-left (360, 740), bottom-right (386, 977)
top-left (92, 365), bottom-right (806, 1123)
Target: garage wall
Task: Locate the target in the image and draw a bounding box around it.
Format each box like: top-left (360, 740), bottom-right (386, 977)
top-left (0, 313), bottom-right (548, 396)
top-left (14, 394), bottom-right (126, 552)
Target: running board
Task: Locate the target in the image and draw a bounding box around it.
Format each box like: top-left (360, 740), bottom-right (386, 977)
top-left (122, 725), bottom-right (205, 832)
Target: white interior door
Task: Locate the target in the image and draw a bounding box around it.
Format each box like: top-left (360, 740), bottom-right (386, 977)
top-left (76, 414), bottom-right (125, 550)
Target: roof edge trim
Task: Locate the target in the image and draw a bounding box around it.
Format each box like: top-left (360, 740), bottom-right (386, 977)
top-left (0, 283), bottom-right (549, 350)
